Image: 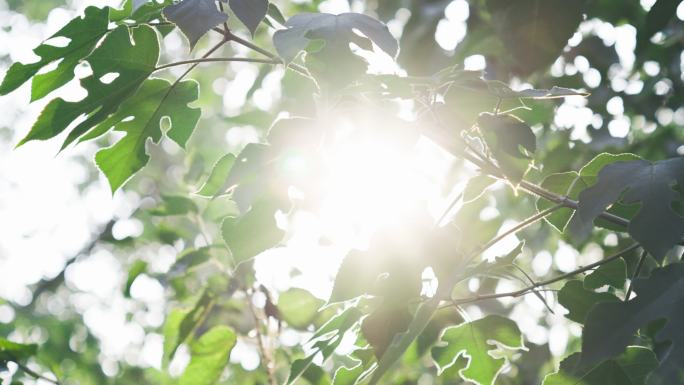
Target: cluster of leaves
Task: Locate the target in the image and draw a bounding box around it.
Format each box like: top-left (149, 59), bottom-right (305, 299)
top-left (1, 0), bottom-right (684, 385)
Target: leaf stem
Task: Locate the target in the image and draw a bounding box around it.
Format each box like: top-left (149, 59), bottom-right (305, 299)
top-left (449, 243), bottom-right (641, 306)
top-left (625, 249), bottom-right (647, 301)
top-left (154, 57), bottom-right (280, 71)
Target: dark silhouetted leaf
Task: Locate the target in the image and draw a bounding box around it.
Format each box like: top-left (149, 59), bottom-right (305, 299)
top-left (229, 0), bottom-right (268, 36)
top-left (0, 338), bottom-right (37, 364)
top-left (580, 263), bottom-right (684, 384)
top-left (273, 12), bottom-right (398, 63)
top-left (163, 0), bottom-right (228, 48)
top-left (362, 303), bottom-right (412, 359)
top-left (558, 280), bottom-right (619, 323)
top-left (478, 113), bottom-right (535, 183)
top-left (637, 0), bottom-right (681, 53)
top-left (584, 259), bottom-right (626, 290)
top-left (0, 6), bottom-right (110, 101)
top-left (543, 346), bottom-right (658, 385)
top-left (431, 315), bottom-right (525, 385)
top-left (572, 156), bottom-right (684, 259)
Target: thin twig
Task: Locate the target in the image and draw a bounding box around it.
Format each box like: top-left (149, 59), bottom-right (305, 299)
top-left (625, 249), bottom-right (647, 301)
top-left (154, 57), bottom-right (280, 71)
top-left (448, 243), bottom-right (641, 306)
top-left (15, 362), bottom-right (60, 385)
top-left (248, 292), bottom-right (278, 385)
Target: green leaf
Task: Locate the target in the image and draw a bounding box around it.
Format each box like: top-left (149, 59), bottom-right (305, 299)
top-left (580, 263), bottom-right (684, 384)
top-left (361, 303), bottom-right (412, 359)
top-left (543, 346), bottom-right (658, 385)
top-left (162, 309), bottom-right (188, 367)
top-left (557, 280), bottom-right (619, 323)
top-left (221, 199), bottom-right (284, 265)
top-left (93, 78), bottom-right (201, 191)
top-left (163, 0), bottom-right (228, 48)
top-left (163, 291), bottom-right (214, 365)
top-left (572, 156), bottom-right (684, 259)
top-left (431, 315), bottom-right (525, 385)
top-left (229, 0), bottom-right (268, 36)
top-left (584, 259), bottom-right (627, 290)
top-left (463, 174), bottom-right (496, 204)
top-left (196, 154), bottom-right (237, 197)
top-left (477, 113), bottom-right (535, 183)
top-left (0, 338), bottom-right (37, 363)
top-left (487, 0), bottom-right (584, 74)
top-left (0, 6), bottom-right (110, 101)
top-left (18, 25), bottom-right (159, 149)
top-left (179, 326), bottom-right (236, 385)
top-left (169, 246), bottom-right (220, 276)
top-left (149, 195), bottom-right (199, 216)
top-left (538, 153), bottom-right (641, 233)
top-left (277, 288), bottom-right (324, 330)
top-left (273, 12), bottom-right (398, 63)
top-left (124, 260), bottom-right (148, 298)
top-left (368, 298), bottom-right (440, 385)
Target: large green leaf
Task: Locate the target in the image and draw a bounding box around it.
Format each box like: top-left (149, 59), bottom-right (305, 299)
top-left (477, 113), bottom-right (535, 183)
top-left (487, 0), bottom-right (585, 74)
top-left (580, 263), bottom-right (684, 384)
top-left (572, 157), bottom-right (684, 259)
top-left (543, 347), bottom-right (658, 385)
top-left (221, 198), bottom-right (285, 265)
top-left (273, 12), bottom-right (398, 63)
top-left (431, 315), bottom-right (525, 385)
top-left (163, 0), bottom-right (228, 48)
top-left (0, 6), bottom-right (110, 101)
top-left (584, 258), bottom-right (627, 290)
top-left (636, 0), bottom-right (681, 53)
top-left (538, 153), bottom-right (641, 233)
top-left (557, 280), bottom-right (619, 323)
top-left (179, 326), bottom-right (236, 385)
top-left (18, 25), bottom-right (159, 149)
top-left (91, 78), bottom-right (200, 191)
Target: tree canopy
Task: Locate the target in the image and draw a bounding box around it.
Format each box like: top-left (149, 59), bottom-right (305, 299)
top-left (0, 0), bottom-right (683, 385)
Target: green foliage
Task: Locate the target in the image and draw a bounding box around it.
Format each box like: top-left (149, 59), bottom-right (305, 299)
top-left (2, 0), bottom-right (683, 384)
top-left (580, 264), bottom-right (684, 384)
top-left (0, 6), bottom-right (109, 101)
top-left (543, 347), bottom-right (658, 385)
top-left (431, 315), bottom-right (525, 385)
top-left (180, 326), bottom-right (236, 385)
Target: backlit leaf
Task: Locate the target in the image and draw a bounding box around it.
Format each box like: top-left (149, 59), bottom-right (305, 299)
top-left (179, 326), bottom-right (236, 385)
top-left (0, 6), bottom-right (110, 101)
top-left (229, 0), bottom-right (268, 36)
top-left (431, 315), bottom-right (525, 385)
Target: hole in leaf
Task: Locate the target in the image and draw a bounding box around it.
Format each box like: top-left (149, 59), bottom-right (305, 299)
top-left (43, 36), bottom-right (70, 48)
top-left (99, 72), bottom-right (120, 84)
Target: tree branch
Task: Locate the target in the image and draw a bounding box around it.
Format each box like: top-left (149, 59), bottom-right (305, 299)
top-left (15, 362), bottom-right (61, 385)
top-left (154, 57), bottom-right (280, 71)
top-left (449, 243), bottom-right (641, 306)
